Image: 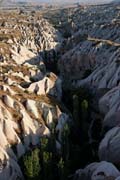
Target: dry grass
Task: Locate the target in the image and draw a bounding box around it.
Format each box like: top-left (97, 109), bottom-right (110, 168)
top-left (0, 42), bottom-right (11, 56)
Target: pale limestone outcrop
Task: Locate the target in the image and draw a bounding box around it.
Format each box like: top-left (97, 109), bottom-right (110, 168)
top-left (25, 99), bottom-right (39, 118)
top-left (46, 110), bottom-right (53, 128)
top-left (0, 81), bottom-right (69, 179)
top-left (2, 94), bottom-right (15, 108)
top-left (11, 45), bottom-right (37, 65)
top-left (11, 72), bottom-right (30, 83)
top-left (0, 10), bottom-right (65, 180)
top-left (28, 72), bottom-right (62, 100)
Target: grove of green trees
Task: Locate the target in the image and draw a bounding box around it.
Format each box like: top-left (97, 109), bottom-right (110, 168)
top-left (19, 87), bottom-right (100, 180)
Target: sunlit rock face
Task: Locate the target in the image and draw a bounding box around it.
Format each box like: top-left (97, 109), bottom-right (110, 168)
top-left (27, 72), bottom-right (62, 100)
top-left (0, 74), bottom-right (69, 179)
top-left (0, 11), bottom-right (69, 180)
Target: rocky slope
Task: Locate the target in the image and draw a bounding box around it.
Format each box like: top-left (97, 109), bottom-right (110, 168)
top-left (0, 11), bottom-right (71, 179)
top-left (52, 3), bottom-right (120, 180)
top-left (1, 3), bottom-right (120, 180)
top-left (58, 4), bottom-right (120, 85)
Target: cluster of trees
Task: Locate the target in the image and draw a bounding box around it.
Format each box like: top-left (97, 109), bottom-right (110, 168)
top-left (19, 122), bottom-right (71, 180)
top-left (19, 87), bottom-right (98, 179)
top-left (62, 87), bottom-right (99, 167)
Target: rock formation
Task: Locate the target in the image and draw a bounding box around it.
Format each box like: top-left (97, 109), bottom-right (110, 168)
top-left (0, 11), bottom-right (69, 179)
top-left (74, 161), bottom-right (120, 180)
top-left (56, 3), bottom-right (120, 180)
top-left (1, 2), bottom-right (120, 180)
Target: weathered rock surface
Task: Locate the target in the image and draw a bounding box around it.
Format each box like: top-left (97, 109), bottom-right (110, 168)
top-left (0, 11), bottom-right (68, 180)
top-left (58, 5), bottom-right (120, 86)
top-left (1, 3), bottom-right (120, 180)
top-left (99, 86), bottom-right (120, 130)
top-left (55, 3), bottom-right (120, 179)
top-left (28, 72), bottom-right (62, 100)
top-left (0, 81), bottom-right (70, 179)
top-left (74, 161), bottom-right (120, 180)
top-left (99, 127), bottom-right (120, 164)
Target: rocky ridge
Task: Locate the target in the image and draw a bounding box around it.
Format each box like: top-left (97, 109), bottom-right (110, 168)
top-left (0, 11), bottom-right (70, 179)
top-left (51, 3), bottom-right (120, 180)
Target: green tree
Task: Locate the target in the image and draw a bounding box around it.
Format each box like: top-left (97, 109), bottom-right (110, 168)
top-left (62, 123), bottom-right (70, 160)
top-left (58, 157), bottom-right (65, 180)
top-left (23, 148), bottom-right (41, 180)
top-left (32, 149), bottom-right (41, 178)
top-left (81, 99), bottom-right (88, 110)
top-left (42, 151), bottom-right (53, 180)
top-left (61, 123), bottom-right (70, 179)
top-left (81, 99), bottom-right (89, 122)
top-left (23, 154), bottom-right (33, 178)
top-left (40, 137), bottom-right (54, 180)
top-left (40, 137), bottom-right (49, 152)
